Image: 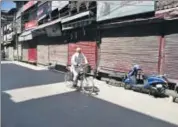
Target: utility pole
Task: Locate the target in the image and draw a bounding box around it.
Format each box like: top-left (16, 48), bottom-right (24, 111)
top-left (15, 21), bottom-right (19, 61)
top-left (13, 12), bottom-right (19, 61)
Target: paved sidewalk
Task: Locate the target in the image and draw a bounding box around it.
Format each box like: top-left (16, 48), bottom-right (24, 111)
top-left (94, 80), bottom-right (178, 126)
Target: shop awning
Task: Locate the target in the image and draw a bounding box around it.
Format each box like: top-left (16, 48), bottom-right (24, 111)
top-left (33, 18), bottom-right (62, 31)
top-left (3, 41), bottom-right (12, 46)
top-left (18, 30), bottom-right (34, 42)
top-left (61, 11), bottom-right (91, 23)
top-left (98, 17), bottom-right (163, 29)
top-left (62, 18), bottom-right (95, 31)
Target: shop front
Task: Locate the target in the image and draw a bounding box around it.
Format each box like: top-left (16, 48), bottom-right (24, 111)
top-left (98, 23), bottom-right (162, 76)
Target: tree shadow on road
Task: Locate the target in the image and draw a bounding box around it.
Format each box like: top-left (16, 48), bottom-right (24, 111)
top-left (2, 91), bottom-right (178, 127)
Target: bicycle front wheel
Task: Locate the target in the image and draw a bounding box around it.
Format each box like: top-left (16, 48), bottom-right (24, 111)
top-left (84, 76), bottom-right (99, 94)
top-left (64, 72), bottom-right (73, 87)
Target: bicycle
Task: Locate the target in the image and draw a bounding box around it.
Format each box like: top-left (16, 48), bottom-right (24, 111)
top-left (64, 64), bottom-right (99, 95)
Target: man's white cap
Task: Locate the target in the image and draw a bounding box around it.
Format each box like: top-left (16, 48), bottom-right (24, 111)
top-left (76, 47), bottom-right (81, 52)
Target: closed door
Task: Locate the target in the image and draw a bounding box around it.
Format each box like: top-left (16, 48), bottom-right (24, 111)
top-left (164, 33), bottom-right (178, 79)
top-left (99, 36), bottom-right (159, 75)
top-left (37, 45), bottom-right (49, 65)
top-left (49, 44), bottom-right (68, 66)
top-left (22, 43), bottom-right (29, 61)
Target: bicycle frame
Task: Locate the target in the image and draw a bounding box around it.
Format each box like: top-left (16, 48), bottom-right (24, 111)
top-left (65, 64), bottom-right (98, 95)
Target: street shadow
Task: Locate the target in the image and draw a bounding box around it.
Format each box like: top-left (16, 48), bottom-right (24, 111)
top-left (2, 91), bottom-right (178, 127)
top-left (1, 63), bottom-right (65, 91)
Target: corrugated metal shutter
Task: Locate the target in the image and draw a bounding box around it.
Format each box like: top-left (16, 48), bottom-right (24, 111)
top-left (28, 48), bottom-right (37, 63)
top-left (18, 44), bottom-right (22, 60)
top-left (68, 41), bottom-right (97, 69)
top-left (49, 44), bottom-right (68, 66)
top-left (8, 46), bottom-right (14, 60)
top-left (22, 43), bottom-right (29, 61)
top-left (37, 45), bottom-right (49, 65)
top-left (164, 33), bottom-right (178, 79)
top-left (13, 49), bottom-right (18, 59)
top-left (99, 36), bottom-right (159, 74)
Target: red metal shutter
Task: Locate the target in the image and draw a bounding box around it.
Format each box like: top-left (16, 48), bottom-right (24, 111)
top-left (28, 48), bottom-right (37, 63)
top-left (37, 45), bottom-right (49, 65)
top-left (49, 44), bottom-right (68, 66)
top-left (68, 41), bottom-right (97, 69)
top-left (99, 36), bottom-right (159, 75)
top-left (164, 33), bottom-right (178, 80)
top-left (22, 43), bottom-right (29, 62)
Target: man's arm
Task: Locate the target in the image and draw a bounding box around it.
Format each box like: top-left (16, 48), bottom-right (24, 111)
top-left (71, 54), bottom-right (77, 66)
top-left (83, 54), bottom-right (88, 64)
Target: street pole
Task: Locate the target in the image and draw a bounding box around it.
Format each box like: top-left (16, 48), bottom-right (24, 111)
top-left (15, 24), bottom-right (19, 61)
top-left (14, 11), bottom-right (19, 61)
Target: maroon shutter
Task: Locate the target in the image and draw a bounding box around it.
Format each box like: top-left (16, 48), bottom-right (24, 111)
top-left (99, 36), bottom-right (160, 75)
top-left (68, 41), bottom-right (97, 69)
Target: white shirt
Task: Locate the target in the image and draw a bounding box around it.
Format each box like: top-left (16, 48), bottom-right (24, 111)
top-left (71, 52), bottom-right (88, 66)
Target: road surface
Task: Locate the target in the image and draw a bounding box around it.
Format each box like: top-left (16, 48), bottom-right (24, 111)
top-left (1, 61), bottom-right (178, 127)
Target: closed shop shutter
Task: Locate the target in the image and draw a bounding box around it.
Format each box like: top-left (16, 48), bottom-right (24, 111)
top-left (13, 49), bottom-right (17, 59)
top-left (49, 44), bottom-right (68, 66)
top-left (18, 44), bottom-right (22, 59)
top-left (4, 47), bottom-right (7, 56)
top-left (28, 48), bottom-right (37, 63)
top-left (22, 43), bottom-right (29, 61)
top-left (37, 45), bottom-right (49, 65)
top-left (8, 46), bottom-right (14, 60)
top-left (164, 33), bottom-right (178, 79)
top-left (99, 36), bottom-right (159, 74)
top-left (68, 41), bottom-right (97, 69)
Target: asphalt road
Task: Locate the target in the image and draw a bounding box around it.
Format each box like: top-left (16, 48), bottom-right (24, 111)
top-left (1, 63), bottom-right (178, 127)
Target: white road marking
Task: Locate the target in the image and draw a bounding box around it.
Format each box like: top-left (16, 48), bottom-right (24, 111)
top-left (1, 61), bottom-right (14, 64)
top-left (13, 61), bottom-right (48, 70)
top-left (2, 61), bottom-right (178, 125)
top-left (1, 61), bottom-right (48, 70)
top-left (3, 79), bottom-right (178, 125)
top-left (3, 82), bottom-right (75, 103)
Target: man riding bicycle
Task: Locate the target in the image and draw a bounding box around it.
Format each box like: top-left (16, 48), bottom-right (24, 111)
top-left (71, 47), bottom-right (88, 88)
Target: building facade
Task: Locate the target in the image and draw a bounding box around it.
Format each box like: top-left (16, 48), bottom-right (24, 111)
top-left (4, 1), bottom-right (178, 83)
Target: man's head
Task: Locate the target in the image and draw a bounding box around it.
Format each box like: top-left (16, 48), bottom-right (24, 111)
top-left (76, 47), bottom-right (81, 53)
